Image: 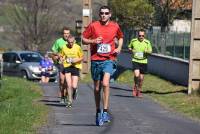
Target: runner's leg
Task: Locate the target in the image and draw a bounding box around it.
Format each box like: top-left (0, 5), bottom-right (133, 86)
top-left (137, 74), bottom-right (144, 98)
top-left (72, 76), bottom-right (79, 100)
top-left (65, 73), bottom-right (72, 107)
top-left (94, 80), bottom-right (101, 110)
top-left (59, 72), bottom-right (66, 103)
top-left (102, 72), bottom-right (110, 110)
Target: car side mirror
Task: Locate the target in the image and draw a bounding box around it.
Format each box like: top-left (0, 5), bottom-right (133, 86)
top-left (16, 60), bottom-right (21, 64)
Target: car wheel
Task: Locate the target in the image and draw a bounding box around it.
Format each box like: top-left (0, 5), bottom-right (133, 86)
top-left (21, 71), bottom-right (28, 80)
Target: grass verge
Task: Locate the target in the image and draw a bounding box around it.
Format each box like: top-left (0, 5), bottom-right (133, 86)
top-left (116, 70), bottom-right (200, 121)
top-left (0, 76), bottom-right (48, 134)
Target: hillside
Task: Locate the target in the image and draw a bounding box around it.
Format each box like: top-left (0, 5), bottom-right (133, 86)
top-left (0, 0), bottom-right (107, 51)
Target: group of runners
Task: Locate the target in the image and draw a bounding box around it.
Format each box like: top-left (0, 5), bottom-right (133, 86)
top-left (51, 28), bottom-right (83, 108)
top-left (50, 5), bottom-right (152, 126)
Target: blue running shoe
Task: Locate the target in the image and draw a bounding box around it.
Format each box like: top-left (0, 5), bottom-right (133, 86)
top-left (96, 112), bottom-right (104, 126)
top-left (102, 112), bottom-right (111, 123)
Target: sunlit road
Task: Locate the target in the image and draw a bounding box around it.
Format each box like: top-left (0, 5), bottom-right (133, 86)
top-left (39, 82), bottom-right (200, 134)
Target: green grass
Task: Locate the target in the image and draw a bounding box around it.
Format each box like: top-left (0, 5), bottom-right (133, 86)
top-left (116, 70), bottom-right (200, 121)
top-left (0, 76), bottom-right (48, 134)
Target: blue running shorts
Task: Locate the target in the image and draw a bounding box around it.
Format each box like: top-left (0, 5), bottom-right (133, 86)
top-left (91, 60), bottom-right (117, 81)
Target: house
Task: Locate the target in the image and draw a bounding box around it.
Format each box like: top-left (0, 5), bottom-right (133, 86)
top-left (160, 0), bottom-right (192, 33)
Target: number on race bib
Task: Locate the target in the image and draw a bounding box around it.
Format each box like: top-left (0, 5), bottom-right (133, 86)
top-left (97, 44), bottom-right (111, 54)
top-left (135, 52), bottom-right (144, 59)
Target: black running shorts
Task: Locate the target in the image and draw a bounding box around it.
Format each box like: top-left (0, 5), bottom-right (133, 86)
top-left (132, 62), bottom-right (147, 74)
top-left (64, 66), bottom-right (80, 76)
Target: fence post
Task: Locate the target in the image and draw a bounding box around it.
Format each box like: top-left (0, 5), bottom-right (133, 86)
top-left (183, 32), bottom-right (186, 59)
top-left (0, 52), bottom-right (3, 88)
top-left (173, 32), bottom-right (176, 57)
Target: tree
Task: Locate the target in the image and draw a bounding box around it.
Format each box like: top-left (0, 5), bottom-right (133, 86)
top-left (108, 0), bottom-right (154, 30)
top-left (151, 0), bottom-right (191, 32)
top-left (3, 0), bottom-right (61, 52)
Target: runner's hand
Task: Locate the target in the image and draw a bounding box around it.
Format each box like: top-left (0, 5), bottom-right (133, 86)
top-left (93, 36), bottom-right (103, 44)
top-left (113, 48), bottom-right (121, 55)
top-left (59, 56), bottom-right (64, 63)
top-left (144, 48), bottom-right (150, 54)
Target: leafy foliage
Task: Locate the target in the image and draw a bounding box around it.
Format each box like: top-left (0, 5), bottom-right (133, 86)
top-left (109, 0), bottom-right (155, 29)
top-left (0, 0), bottom-right (108, 52)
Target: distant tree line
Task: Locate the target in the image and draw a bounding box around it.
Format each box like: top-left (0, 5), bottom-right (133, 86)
top-left (1, 0), bottom-right (191, 51)
top-left (3, 0), bottom-right (63, 52)
top-left (108, 0), bottom-right (192, 32)
top-left (1, 0), bottom-right (107, 52)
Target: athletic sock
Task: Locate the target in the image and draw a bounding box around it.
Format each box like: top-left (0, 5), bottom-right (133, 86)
top-left (96, 109), bottom-right (101, 113)
top-left (134, 76), bottom-right (139, 87)
top-left (103, 109), bottom-right (108, 112)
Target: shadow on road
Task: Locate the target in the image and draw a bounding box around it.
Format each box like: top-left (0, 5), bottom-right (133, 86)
top-left (40, 99), bottom-right (60, 103)
top-left (142, 89), bottom-right (188, 95)
top-left (45, 103), bottom-right (66, 107)
top-left (60, 123), bottom-right (96, 127)
top-left (111, 82), bottom-right (188, 96)
top-left (110, 86), bottom-right (132, 92)
top-left (112, 94), bottom-right (134, 98)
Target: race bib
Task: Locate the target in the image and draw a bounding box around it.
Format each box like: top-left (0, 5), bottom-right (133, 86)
top-left (97, 44), bottom-right (111, 54)
top-left (66, 58), bottom-right (73, 64)
top-left (135, 52), bottom-right (144, 59)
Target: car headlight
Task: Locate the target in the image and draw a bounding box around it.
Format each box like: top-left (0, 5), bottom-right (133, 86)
top-left (29, 66), bottom-right (40, 73)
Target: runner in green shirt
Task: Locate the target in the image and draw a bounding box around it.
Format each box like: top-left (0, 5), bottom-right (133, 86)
top-left (128, 29), bottom-right (152, 98)
top-left (51, 26), bottom-right (70, 104)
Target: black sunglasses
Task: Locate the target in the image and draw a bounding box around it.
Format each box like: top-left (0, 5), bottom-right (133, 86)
top-left (139, 35), bottom-right (144, 37)
top-left (100, 12), bottom-right (110, 15)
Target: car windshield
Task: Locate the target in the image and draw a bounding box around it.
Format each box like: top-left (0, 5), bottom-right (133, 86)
top-left (20, 53), bottom-right (42, 62)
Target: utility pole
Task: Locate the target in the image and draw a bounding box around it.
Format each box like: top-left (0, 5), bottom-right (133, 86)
top-left (81, 0), bottom-right (92, 74)
top-left (188, 0), bottom-right (200, 94)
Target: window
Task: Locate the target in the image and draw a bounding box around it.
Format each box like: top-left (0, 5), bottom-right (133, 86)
top-left (20, 53), bottom-right (42, 62)
top-left (3, 53), bottom-right (10, 62)
top-left (2, 53), bottom-right (17, 62)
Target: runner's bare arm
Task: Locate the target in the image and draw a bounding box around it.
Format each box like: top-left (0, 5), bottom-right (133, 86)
top-left (113, 38), bottom-right (123, 54)
top-left (82, 37), bottom-right (103, 44)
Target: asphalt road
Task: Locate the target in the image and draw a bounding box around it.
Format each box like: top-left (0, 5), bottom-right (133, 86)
top-left (39, 82), bottom-right (200, 134)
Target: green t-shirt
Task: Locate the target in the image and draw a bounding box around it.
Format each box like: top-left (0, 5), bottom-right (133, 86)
top-left (51, 37), bottom-right (67, 53)
top-left (128, 38), bottom-right (152, 64)
top-left (51, 37), bottom-right (68, 64)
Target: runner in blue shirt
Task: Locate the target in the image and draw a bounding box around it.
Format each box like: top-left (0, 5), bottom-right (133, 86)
top-left (40, 54), bottom-right (53, 83)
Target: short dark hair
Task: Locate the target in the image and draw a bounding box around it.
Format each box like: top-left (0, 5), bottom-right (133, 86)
top-left (62, 26), bottom-right (70, 31)
top-left (99, 5), bottom-right (111, 12)
top-left (138, 29), bottom-right (145, 33)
